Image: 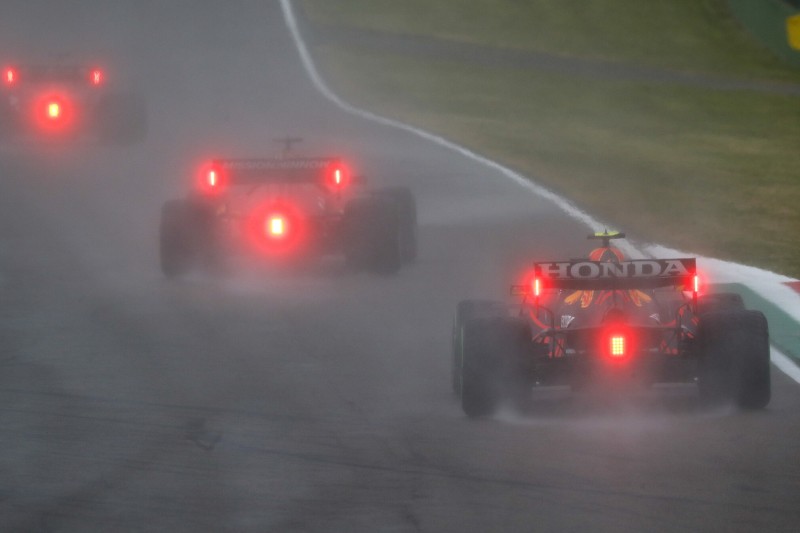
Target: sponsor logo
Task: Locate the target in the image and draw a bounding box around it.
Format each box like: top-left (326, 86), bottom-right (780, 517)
top-left (535, 259), bottom-right (694, 279)
top-left (219, 158), bottom-right (332, 170)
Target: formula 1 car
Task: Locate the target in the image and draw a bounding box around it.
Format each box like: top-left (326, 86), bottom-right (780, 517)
top-left (1, 63), bottom-right (146, 144)
top-left (159, 139), bottom-right (417, 278)
top-left (452, 231), bottom-right (770, 417)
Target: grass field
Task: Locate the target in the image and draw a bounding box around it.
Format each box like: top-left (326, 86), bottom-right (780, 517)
top-left (301, 0), bottom-right (800, 278)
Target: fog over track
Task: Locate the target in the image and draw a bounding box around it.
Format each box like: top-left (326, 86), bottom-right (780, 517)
top-left (1, 2), bottom-right (799, 531)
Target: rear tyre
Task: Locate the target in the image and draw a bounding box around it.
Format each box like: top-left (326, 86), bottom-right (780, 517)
top-left (698, 310), bottom-right (770, 409)
top-left (159, 198), bottom-right (220, 279)
top-left (0, 105), bottom-right (17, 141)
top-left (461, 317), bottom-right (530, 418)
top-left (377, 187), bottom-right (417, 263)
top-left (697, 292), bottom-right (745, 315)
top-left (343, 196), bottom-right (403, 274)
top-left (461, 319), bottom-right (499, 418)
top-left (452, 300), bottom-right (502, 395)
top-left (160, 200), bottom-right (193, 279)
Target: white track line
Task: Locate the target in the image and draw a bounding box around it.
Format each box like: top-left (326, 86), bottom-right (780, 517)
top-left (279, 0), bottom-right (800, 385)
top-left (280, 0), bottom-right (607, 234)
top-left (772, 348), bottom-right (800, 383)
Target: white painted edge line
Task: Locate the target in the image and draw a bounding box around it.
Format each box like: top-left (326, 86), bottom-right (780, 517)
top-left (280, 0), bottom-right (606, 235)
top-left (772, 347), bottom-right (800, 384)
top-left (645, 244), bottom-right (800, 324)
top-left (280, 0), bottom-right (800, 381)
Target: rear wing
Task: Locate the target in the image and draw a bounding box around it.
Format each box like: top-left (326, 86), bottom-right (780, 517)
top-left (512, 258), bottom-right (697, 294)
top-left (3, 64), bottom-right (103, 86)
top-left (209, 157), bottom-right (346, 187)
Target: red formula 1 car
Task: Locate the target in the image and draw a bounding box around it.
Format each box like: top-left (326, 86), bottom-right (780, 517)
top-left (159, 140), bottom-right (417, 278)
top-left (1, 63), bottom-right (146, 144)
top-left (452, 231), bottom-right (770, 417)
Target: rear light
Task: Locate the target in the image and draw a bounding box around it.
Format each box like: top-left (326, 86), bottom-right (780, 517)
top-left (691, 272), bottom-right (701, 314)
top-left (532, 276), bottom-right (541, 298)
top-left (32, 94), bottom-right (72, 132)
top-left (266, 214), bottom-right (287, 238)
top-left (325, 163), bottom-right (349, 191)
top-left (4, 67), bottom-right (16, 85)
top-left (247, 202), bottom-right (307, 256)
top-left (602, 326), bottom-right (635, 360)
top-left (270, 217), bottom-right (285, 236)
top-left (609, 334), bottom-right (626, 357)
top-left (47, 101), bottom-right (61, 120)
top-left (330, 166), bottom-right (344, 188)
top-left (198, 164), bottom-right (225, 195)
top-left (90, 68), bottom-right (103, 86)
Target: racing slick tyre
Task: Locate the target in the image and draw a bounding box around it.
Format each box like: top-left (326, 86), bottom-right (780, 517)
top-left (343, 196), bottom-right (403, 274)
top-left (160, 200), bottom-right (193, 278)
top-left (96, 92), bottom-right (147, 145)
top-left (377, 187), bottom-right (417, 263)
top-left (460, 316), bottom-right (530, 418)
top-left (159, 199), bottom-right (220, 279)
top-left (452, 300), bottom-right (503, 396)
top-left (0, 105), bottom-right (16, 141)
top-left (697, 310), bottom-right (770, 409)
top-left (697, 292), bottom-right (745, 315)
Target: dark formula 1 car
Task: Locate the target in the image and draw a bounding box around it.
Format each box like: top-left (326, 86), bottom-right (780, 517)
top-left (159, 139), bottom-right (417, 278)
top-left (452, 231), bottom-right (770, 417)
top-left (1, 63), bottom-right (146, 144)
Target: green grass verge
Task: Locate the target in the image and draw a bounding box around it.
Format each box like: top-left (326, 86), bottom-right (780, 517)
top-left (306, 0), bottom-right (800, 81)
top-left (301, 0), bottom-right (800, 278)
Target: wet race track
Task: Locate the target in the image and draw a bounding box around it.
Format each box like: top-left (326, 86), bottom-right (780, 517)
top-left (1, 2), bottom-right (800, 531)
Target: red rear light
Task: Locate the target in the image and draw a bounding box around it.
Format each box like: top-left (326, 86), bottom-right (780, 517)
top-left (693, 274), bottom-right (700, 294)
top-left (247, 202), bottom-right (307, 256)
top-left (266, 214), bottom-right (288, 238)
top-left (90, 68), bottom-right (103, 86)
top-left (326, 163), bottom-right (349, 191)
top-left (602, 326), bottom-right (636, 360)
top-left (609, 334), bottom-right (626, 357)
top-left (47, 101), bottom-right (61, 119)
top-left (35, 95), bottom-right (71, 130)
top-left (532, 276), bottom-right (541, 298)
top-left (4, 67), bottom-right (17, 85)
top-left (198, 164), bottom-right (225, 195)
top-left (331, 166), bottom-right (344, 188)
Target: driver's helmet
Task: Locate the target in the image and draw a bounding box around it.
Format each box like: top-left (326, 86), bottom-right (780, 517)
top-left (589, 246), bottom-right (625, 263)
